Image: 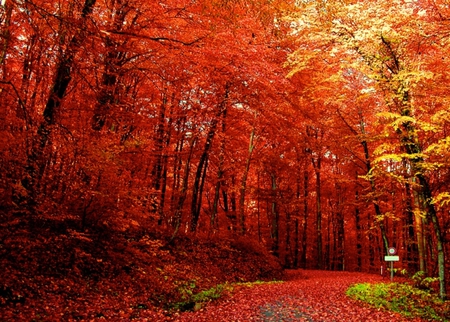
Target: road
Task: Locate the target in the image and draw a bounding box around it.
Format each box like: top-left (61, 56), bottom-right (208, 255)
top-left (174, 270), bottom-right (427, 322)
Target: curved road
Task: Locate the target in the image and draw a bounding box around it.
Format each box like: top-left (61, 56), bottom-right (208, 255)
top-left (175, 270), bottom-right (427, 322)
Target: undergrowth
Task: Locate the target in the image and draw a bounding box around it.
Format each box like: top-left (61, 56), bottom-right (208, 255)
top-left (0, 224), bottom-right (284, 321)
top-left (346, 277), bottom-right (450, 321)
top-left (172, 280), bottom-right (283, 311)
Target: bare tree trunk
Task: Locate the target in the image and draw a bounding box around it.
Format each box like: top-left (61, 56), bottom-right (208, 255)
top-left (301, 170), bottom-right (308, 268)
top-left (334, 179), bottom-right (345, 270)
top-left (294, 218), bottom-right (299, 268)
top-left (354, 189), bottom-right (362, 271)
top-left (238, 125), bottom-right (255, 235)
top-left (312, 163), bottom-right (322, 269)
top-left (211, 105), bottom-right (227, 232)
top-left (270, 173), bottom-right (279, 257)
top-left (228, 175), bottom-right (238, 232)
top-left (171, 137), bottom-right (196, 240)
top-left (257, 172), bottom-right (262, 242)
top-left (285, 210), bottom-right (292, 268)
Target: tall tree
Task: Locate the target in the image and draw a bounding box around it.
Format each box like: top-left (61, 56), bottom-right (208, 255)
top-left (286, 0), bottom-right (448, 298)
top-left (22, 0), bottom-right (97, 212)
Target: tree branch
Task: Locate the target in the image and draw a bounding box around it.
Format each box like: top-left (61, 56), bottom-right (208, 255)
top-left (103, 30), bottom-right (209, 46)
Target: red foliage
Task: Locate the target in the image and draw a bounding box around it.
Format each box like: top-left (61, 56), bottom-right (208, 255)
top-left (1, 0), bottom-right (449, 318)
top-left (0, 226), bottom-right (283, 320)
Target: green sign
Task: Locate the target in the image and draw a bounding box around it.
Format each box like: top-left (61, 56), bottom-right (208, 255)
top-left (384, 255), bottom-right (399, 261)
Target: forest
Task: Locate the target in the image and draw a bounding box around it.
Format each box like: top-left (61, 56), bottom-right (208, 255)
top-left (1, 0), bottom-right (449, 319)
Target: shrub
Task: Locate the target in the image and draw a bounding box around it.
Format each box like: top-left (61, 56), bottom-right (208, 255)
top-left (346, 282), bottom-right (449, 321)
top-left (172, 283), bottom-right (232, 311)
top-left (172, 280), bottom-right (283, 312)
top-left (411, 271), bottom-right (440, 292)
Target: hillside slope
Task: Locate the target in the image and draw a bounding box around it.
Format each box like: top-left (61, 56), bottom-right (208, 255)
top-left (0, 223), bottom-right (283, 321)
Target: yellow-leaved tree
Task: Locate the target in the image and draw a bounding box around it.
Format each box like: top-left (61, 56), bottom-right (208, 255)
top-left (285, 0), bottom-right (449, 299)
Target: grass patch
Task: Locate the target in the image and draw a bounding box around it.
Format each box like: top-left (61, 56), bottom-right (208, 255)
top-left (346, 282), bottom-right (450, 321)
top-left (172, 280), bottom-right (283, 311)
top-left (171, 282), bottom-right (232, 311)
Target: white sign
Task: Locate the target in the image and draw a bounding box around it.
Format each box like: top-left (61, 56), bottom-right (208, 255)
top-left (388, 247), bottom-right (397, 255)
top-left (384, 255), bottom-right (399, 261)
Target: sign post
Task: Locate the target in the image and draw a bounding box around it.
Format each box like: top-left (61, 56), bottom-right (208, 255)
top-left (384, 247), bottom-right (399, 282)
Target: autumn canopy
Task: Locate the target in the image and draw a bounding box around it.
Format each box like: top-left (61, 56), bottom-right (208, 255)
top-left (0, 0), bottom-right (449, 312)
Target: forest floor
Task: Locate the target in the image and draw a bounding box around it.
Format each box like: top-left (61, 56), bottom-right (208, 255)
top-left (0, 223), bottom-right (283, 321)
top-left (174, 270), bottom-right (428, 322)
top-left (0, 222), bottom-right (439, 321)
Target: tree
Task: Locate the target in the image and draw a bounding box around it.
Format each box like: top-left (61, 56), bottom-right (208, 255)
top-left (286, 0), bottom-right (449, 299)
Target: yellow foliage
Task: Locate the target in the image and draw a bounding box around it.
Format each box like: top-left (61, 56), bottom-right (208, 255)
top-left (425, 137), bottom-right (450, 159)
top-left (431, 110), bottom-right (450, 125)
top-left (413, 208), bottom-right (427, 219)
top-left (374, 153), bottom-right (404, 163)
top-left (417, 121), bottom-right (439, 133)
top-left (285, 0), bottom-right (450, 199)
top-left (431, 192), bottom-right (450, 208)
top-left (373, 142), bottom-right (396, 156)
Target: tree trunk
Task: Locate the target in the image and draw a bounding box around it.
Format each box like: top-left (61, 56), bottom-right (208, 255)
top-left (171, 137), bottom-right (196, 240)
top-left (355, 189), bottom-right (362, 271)
top-left (238, 125), bottom-right (255, 235)
top-left (91, 2), bottom-right (128, 131)
top-left (398, 107), bottom-right (446, 299)
top-left (314, 167), bottom-right (322, 269)
top-left (294, 218), bottom-right (299, 267)
top-left (257, 172), bottom-right (262, 242)
top-left (23, 0), bottom-right (97, 211)
top-left (335, 182), bottom-right (345, 270)
top-left (417, 174), bottom-right (447, 300)
top-left (211, 105), bottom-right (227, 232)
top-left (360, 139), bottom-right (390, 255)
top-left (379, 34), bottom-right (444, 298)
top-left (404, 180), bottom-right (421, 271)
top-left (157, 96), bottom-right (175, 225)
top-left (270, 173), bottom-right (279, 257)
top-left (191, 89), bottom-right (228, 232)
top-left (170, 117), bottom-right (186, 215)
top-left (301, 170), bottom-right (308, 268)
top-left (306, 126), bottom-right (323, 269)
top-left (191, 123), bottom-right (216, 232)
top-left (229, 175), bottom-right (238, 232)
top-left (413, 186), bottom-right (426, 273)
top-left (285, 210), bottom-right (292, 268)
top-left (0, 3), bottom-right (12, 73)
top-left (151, 93), bottom-right (169, 217)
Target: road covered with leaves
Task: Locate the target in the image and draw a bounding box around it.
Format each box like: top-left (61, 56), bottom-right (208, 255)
top-left (176, 270), bottom-right (427, 322)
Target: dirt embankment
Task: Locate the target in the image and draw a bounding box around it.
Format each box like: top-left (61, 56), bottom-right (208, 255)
top-left (1, 228), bottom-right (283, 321)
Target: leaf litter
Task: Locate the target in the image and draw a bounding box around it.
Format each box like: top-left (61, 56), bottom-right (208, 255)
top-left (175, 270), bottom-right (428, 322)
